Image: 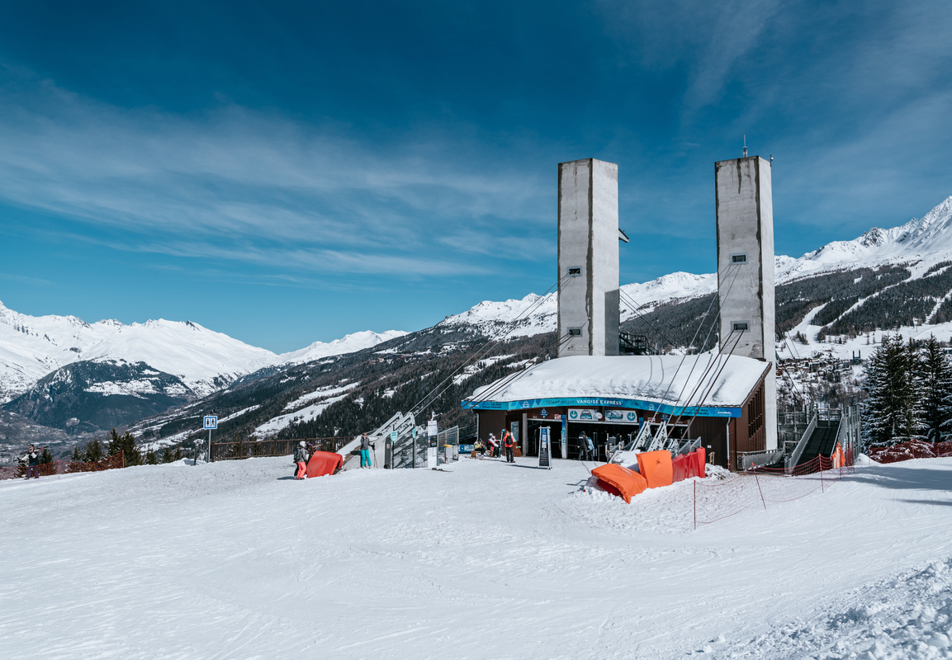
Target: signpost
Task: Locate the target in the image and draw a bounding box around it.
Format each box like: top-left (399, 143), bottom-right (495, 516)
top-left (538, 427), bottom-right (551, 469)
top-left (203, 415), bottom-right (218, 463)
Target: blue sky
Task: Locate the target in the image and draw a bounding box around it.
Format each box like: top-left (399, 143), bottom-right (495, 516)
top-left (0, 1), bottom-right (950, 352)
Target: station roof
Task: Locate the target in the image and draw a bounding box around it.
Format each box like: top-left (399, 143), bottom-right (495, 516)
top-left (461, 355), bottom-right (770, 418)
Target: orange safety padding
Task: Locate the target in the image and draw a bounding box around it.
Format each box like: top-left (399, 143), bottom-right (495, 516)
top-left (306, 451), bottom-right (343, 478)
top-left (591, 464), bottom-right (648, 504)
top-left (672, 454), bottom-right (688, 482)
top-left (636, 450), bottom-right (673, 489)
top-left (695, 446), bottom-right (706, 479)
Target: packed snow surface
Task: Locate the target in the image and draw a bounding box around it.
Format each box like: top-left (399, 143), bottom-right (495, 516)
top-left (4, 455), bottom-right (952, 658)
top-left (470, 354), bottom-right (770, 408)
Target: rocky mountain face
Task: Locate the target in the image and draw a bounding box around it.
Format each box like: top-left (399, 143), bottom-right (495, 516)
top-left (2, 359), bottom-right (194, 433)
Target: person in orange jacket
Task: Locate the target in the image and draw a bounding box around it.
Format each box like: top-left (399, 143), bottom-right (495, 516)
top-left (502, 430), bottom-right (515, 463)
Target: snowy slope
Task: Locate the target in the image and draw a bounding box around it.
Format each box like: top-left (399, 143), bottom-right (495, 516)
top-left (3, 455), bottom-right (952, 658)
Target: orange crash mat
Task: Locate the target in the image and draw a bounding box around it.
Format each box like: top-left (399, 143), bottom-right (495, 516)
top-left (306, 450), bottom-right (343, 478)
top-left (636, 450), bottom-right (673, 489)
top-left (591, 464), bottom-right (648, 503)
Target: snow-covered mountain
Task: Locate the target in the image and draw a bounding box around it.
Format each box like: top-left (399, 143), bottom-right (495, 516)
top-left (0, 304), bottom-right (276, 402)
top-left (0, 301), bottom-right (406, 403)
top-left (778, 196), bottom-right (952, 280)
top-left (4, 358), bottom-right (193, 433)
top-left (441, 196), bottom-right (952, 339)
top-left (278, 330), bottom-right (408, 365)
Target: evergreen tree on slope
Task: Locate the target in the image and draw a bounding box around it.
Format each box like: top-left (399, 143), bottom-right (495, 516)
top-left (863, 334), bottom-right (922, 445)
top-left (917, 335), bottom-right (952, 443)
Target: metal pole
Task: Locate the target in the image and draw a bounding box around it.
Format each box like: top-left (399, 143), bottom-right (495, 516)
top-left (208, 429), bottom-right (212, 463)
top-left (753, 469), bottom-right (766, 509)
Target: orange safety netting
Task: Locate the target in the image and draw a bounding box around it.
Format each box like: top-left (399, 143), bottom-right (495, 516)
top-left (591, 464), bottom-right (647, 503)
top-left (673, 447), bottom-right (706, 482)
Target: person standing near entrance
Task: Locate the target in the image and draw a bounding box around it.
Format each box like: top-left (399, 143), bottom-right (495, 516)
top-left (488, 433), bottom-right (499, 458)
top-left (579, 432), bottom-right (593, 461)
top-left (294, 441), bottom-right (309, 480)
top-left (502, 430), bottom-right (515, 463)
top-left (360, 433), bottom-right (373, 468)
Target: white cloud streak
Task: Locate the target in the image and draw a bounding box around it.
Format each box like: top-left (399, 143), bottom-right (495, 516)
top-left (0, 71), bottom-right (550, 276)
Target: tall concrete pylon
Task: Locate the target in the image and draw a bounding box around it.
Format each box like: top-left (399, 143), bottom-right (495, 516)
top-left (715, 155), bottom-right (777, 450)
top-left (557, 158), bottom-right (620, 357)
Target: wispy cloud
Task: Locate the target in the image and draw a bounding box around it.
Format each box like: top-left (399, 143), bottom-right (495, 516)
top-left (0, 68), bottom-right (549, 276)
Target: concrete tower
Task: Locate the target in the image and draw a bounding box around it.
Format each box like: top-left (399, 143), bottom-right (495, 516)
top-left (557, 158), bottom-right (620, 357)
top-left (715, 155), bottom-right (777, 450)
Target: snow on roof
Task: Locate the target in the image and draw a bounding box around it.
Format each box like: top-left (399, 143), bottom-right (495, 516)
top-left (465, 355), bottom-right (769, 414)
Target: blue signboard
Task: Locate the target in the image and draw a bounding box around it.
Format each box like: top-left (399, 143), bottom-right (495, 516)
top-left (460, 396), bottom-right (740, 418)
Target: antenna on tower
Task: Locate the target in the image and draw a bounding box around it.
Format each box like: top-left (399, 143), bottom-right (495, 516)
top-left (743, 135), bottom-right (748, 158)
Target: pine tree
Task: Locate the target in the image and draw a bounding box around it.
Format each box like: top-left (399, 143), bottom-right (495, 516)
top-left (106, 428), bottom-right (123, 457)
top-left (105, 428), bottom-right (141, 466)
top-left (70, 446), bottom-right (83, 462)
top-left (144, 449), bottom-right (158, 465)
top-left (862, 334), bottom-right (923, 445)
top-left (39, 447), bottom-right (53, 464)
top-left (916, 335), bottom-right (952, 442)
top-left (161, 447), bottom-right (175, 463)
top-left (173, 446), bottom-right (183, 461)
top-left (121, 432), bottom-right (142, 466)
top-left (84, 437), bottom-right (104, 462)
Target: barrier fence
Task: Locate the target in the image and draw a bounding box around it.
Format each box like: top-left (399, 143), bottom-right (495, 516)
top-left (693, 454), bottom-right (856, 530)
top-left (0, 452), bottom-right (125, 481)
top-left (210, 437), bottom-right (350, 462)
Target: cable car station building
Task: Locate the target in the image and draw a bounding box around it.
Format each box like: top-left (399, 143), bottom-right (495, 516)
top-left (462, 156), bottom-right (777, 470)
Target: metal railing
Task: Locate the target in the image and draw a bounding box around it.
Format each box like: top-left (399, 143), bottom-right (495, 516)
top-left (786, 410), bottom-right (818, 470)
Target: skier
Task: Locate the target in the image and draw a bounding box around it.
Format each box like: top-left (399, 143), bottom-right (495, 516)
top-left (293, 441), bottom-right (309, 480)
top-left (502, 430), bottom-right (515, 463)
top-left (24, 444), bottom-right (41, 479)
top-left (487, 433), bottom-right (499, 458)
top-left (360, 433), bottom-right (373, 468)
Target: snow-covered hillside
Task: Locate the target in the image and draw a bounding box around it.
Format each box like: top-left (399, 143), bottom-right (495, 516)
top-left (0, 301), bottom-right (406, 403)
top-left (278, 330), bottom-right (407, 365)
top-left (442, 196), bottom-right (952, 344)
top-left (0, 303), bottom-right (275, 401)
top-left (4, 454), bottom-right (952, 658)
top-left (438, 271), bottom-right (717, 339)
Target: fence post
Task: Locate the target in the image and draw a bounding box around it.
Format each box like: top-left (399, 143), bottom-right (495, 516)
top-left (121, 450), bottom-right (125, 469)
top-left (693, 480), bottom-right (697, 531)
top-left (820, 459), bottom-right (824, 493)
